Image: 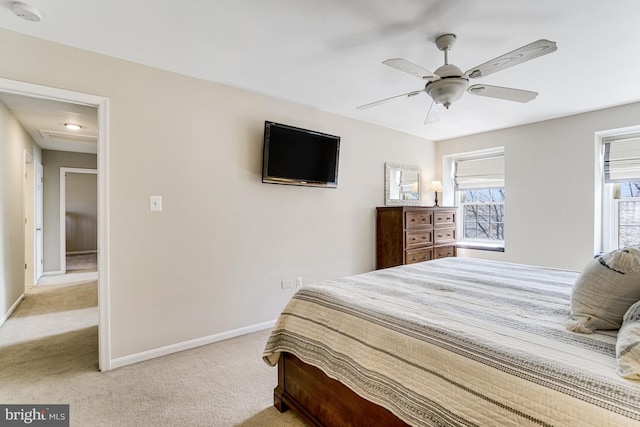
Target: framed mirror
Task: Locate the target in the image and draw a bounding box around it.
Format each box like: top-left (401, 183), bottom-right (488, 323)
top-left (384, 162), bottom-right (421, 206)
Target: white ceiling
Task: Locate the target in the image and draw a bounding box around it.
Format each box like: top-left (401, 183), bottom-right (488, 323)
top-left (1, 0), bottom-right (640, 142)
top-left (0, 92), bottom-right (97, 153)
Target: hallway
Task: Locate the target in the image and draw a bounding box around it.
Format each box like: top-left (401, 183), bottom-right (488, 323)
top-left (0, 276), bottom-right (98, 391)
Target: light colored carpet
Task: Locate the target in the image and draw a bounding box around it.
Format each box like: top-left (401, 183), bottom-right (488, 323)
top-left (0, 280), bottom-right (304, 426)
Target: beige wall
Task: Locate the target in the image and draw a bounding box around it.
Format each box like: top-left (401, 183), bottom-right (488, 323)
top-left (437, 101), bottom-right (640, 271)
top-left (42, 150), bottom-right (97, 272)
top-left (0, 29), bottom-right (437, 361)
top-left (0, 100), bottom-right (40, 322)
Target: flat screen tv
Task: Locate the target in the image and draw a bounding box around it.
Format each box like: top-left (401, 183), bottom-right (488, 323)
top-left (262, 121), bottom-right (340, 188)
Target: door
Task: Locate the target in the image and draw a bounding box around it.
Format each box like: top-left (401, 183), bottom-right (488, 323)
top-left (24, 151), bottom-right (34, 289)
top-left (35, 161), bottom-right (44, 281)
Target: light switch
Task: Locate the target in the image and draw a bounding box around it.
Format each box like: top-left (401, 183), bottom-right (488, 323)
top-left (150, 195), bottom-right (162, 212)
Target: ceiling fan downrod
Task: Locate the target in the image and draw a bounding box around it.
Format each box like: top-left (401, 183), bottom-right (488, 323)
top-left (436, 34), bottom-right (457, 65)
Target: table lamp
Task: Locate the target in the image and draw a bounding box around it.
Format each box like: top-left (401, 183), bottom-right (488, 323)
top-left (428, 181), bottom-right (443, 207)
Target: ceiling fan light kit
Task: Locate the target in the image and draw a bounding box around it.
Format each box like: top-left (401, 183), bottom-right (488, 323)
top-left (358, 33), bottom-right (557, 125)
top-left (425, 75), bottom-right (468, 109)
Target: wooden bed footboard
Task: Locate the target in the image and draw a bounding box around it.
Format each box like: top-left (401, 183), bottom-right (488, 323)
top-left (274, 352), bottom-right (409, 426)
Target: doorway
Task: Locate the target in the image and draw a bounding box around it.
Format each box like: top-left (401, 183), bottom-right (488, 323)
top-left (60, 168), bottom-right (98, 274)
top-left (0, 77), bottom-right (111, 371)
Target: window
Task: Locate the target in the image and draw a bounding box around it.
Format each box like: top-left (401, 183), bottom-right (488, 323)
top-left (602, 132), bottom-right (640, 251)
top-left (454, 153), bottom-right (505, 248)
top-left (612, 181), bottom-right (640, 248)
top-left (461, 189), bottom-right (505, 241)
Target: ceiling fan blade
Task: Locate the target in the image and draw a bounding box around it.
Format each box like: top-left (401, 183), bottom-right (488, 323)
top-left (383, 58), bottom-right (439, 81)
top-left (464, 39), bottom-right (557, 79)
top-left (424, 101), bottom-right (444, 125)
top-left (468, 84), bottom-right (538, 103)
top-left (357, 90), bottom-right (425, 110)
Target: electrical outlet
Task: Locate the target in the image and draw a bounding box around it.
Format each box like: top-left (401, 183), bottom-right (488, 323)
top-left (296, 277), bottom-right (303, 288)
top-left (280, 280), bottom-right (293, 290)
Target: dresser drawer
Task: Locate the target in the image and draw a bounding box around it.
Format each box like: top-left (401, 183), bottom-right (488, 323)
top-left (406, 248), bottom-right (432, 264)
top-left (434, 209), bottom-right (456, 226)
top-left (405, 211), bottom-right (433, 228)
top-left (434, 227), bottom-right (456, 244)
top-left (433, 245), bottom-right (456, 259)
top-left (405, 230), bottom-right (433, 248)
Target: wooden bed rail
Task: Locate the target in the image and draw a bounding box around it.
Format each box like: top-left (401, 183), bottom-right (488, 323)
top-left (275, 352), bottom-right (409, 426)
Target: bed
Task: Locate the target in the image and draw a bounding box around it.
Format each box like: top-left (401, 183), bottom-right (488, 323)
top-left (263, 257), bottom-right (640, 426)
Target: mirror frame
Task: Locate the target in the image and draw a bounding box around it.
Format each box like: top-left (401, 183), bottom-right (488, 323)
top-left (384, 162), bottom-right (421, 206)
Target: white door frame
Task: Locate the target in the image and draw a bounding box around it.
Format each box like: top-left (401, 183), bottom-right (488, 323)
top-left (60, 168), bottom-right (98, 274)
top-left (0, 77), bottom-right (111, 371)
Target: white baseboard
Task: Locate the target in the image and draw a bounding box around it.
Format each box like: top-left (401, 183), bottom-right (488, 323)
top-left (66, 250), bottom-right (98, 255)
top-left (0, 293), bottom-right (25, 327)
top-left (43, 270), bottom-right (64, 276)
top-left (109, 319), bottom-right (277, 370)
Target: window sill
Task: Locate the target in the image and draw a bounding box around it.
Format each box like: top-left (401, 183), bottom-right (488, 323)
top-left (456, 242), bottom-right (505, 252)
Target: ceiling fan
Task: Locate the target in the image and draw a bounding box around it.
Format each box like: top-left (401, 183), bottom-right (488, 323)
top-left (357, 34), bottom-right (557, 124)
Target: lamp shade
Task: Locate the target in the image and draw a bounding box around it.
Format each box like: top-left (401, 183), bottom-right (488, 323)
top-left (428, 181), bottom-right (443, 192)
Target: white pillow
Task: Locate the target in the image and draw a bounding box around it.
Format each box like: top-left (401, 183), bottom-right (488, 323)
top-left (616, 300), bottom-right (640, 379)
top-left (568, 247), bottom-right (640, 333)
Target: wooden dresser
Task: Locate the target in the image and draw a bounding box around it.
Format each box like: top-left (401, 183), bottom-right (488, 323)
top-left (376, 206), bottom-right (457, 270)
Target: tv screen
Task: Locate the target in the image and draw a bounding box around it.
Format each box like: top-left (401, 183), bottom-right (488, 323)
top-left (262, 121), bottom-right (340, 188)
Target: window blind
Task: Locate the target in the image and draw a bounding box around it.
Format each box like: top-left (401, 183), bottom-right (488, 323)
top-left (604, 132), bottom-right (640, 183)
top-left (455, 155), bottom-right (504, 190)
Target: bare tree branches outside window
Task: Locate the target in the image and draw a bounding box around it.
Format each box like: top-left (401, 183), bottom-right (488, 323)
top-left (619, 181), bottom-right (640, 198)
top-left (617, 181), bottom-right (640, 247)
top-left (462, 188), bottom-right (505, 241)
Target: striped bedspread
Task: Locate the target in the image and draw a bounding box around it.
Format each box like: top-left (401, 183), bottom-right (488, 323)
top-left (263, 257), bottom-right (640, 426)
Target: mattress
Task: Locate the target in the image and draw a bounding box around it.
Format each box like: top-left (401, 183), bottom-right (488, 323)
top-left (263, 257), bottom-right (640, 426)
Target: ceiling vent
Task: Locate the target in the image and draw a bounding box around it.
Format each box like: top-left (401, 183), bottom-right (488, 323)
top-left (39, 129), bottom-right (97, 143)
